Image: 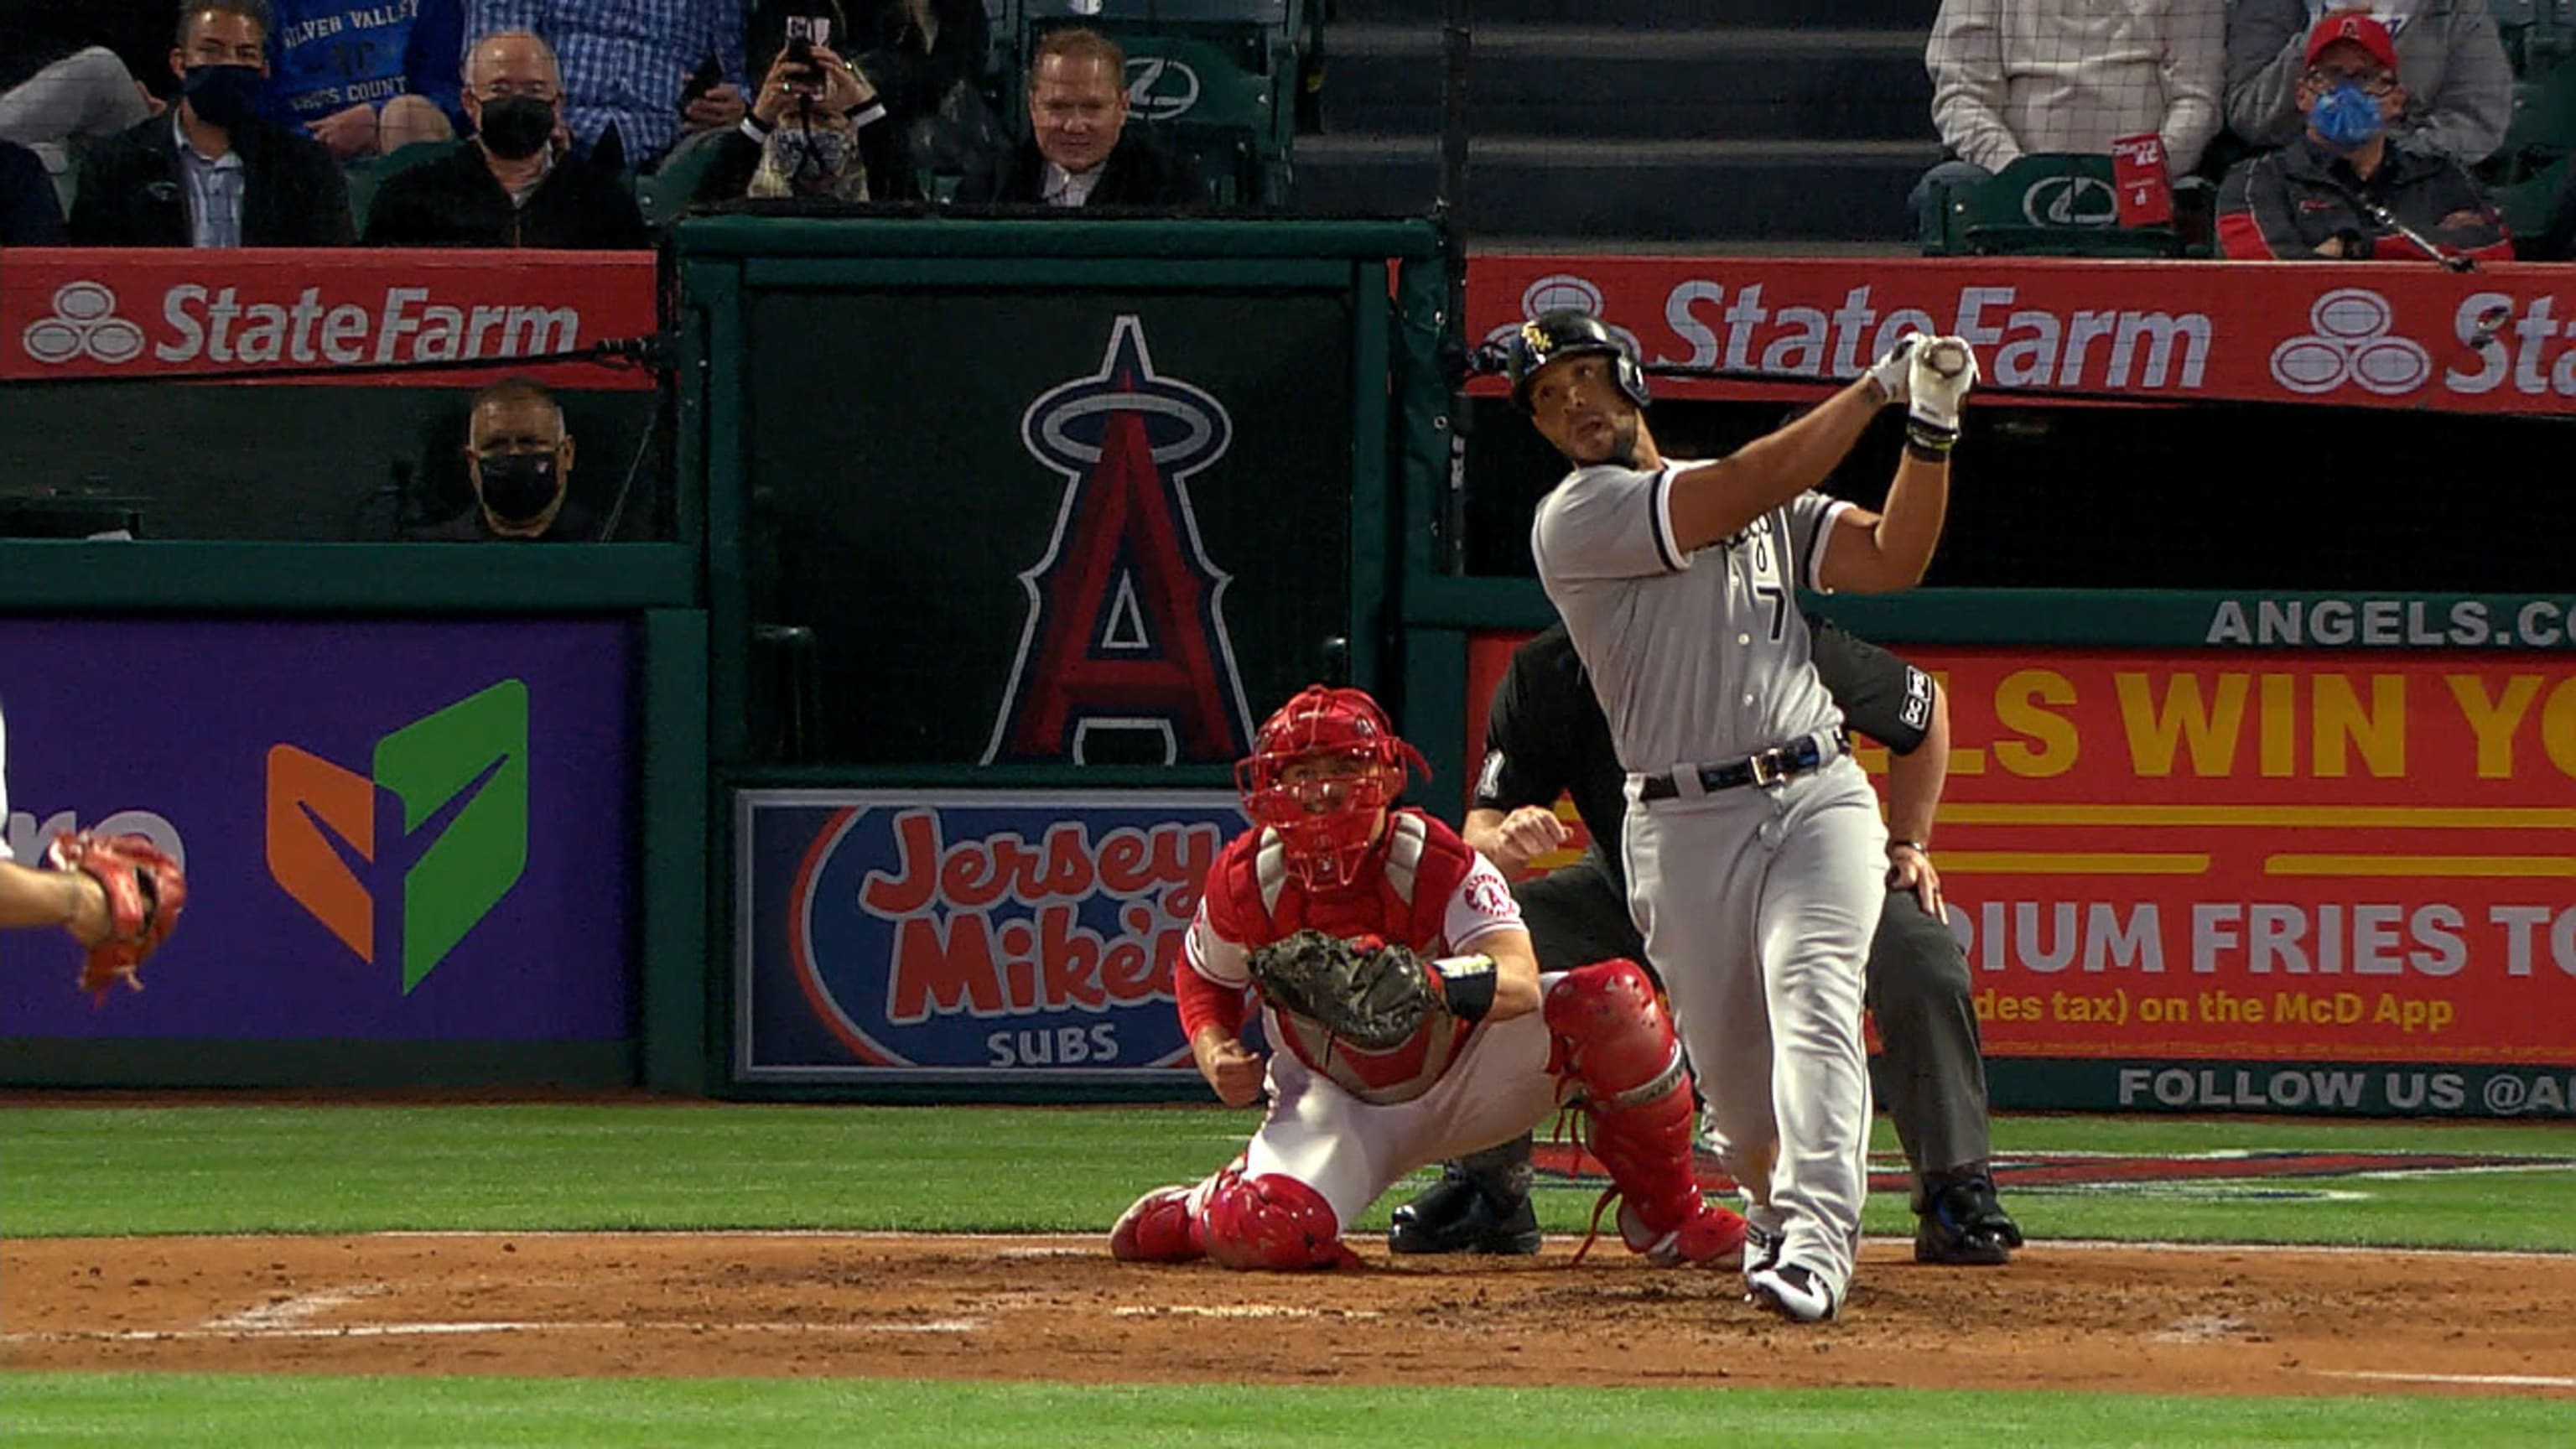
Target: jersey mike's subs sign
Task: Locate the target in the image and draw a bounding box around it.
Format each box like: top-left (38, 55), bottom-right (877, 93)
top-left (734, 790), bottom-right (1256, 1083)
top-left (1910, 649), bottom-right (2576, 1073)
top-left (0, 248), bottom-right (657, 388)
top-left (1469, 254), bottom-right (2576, 415)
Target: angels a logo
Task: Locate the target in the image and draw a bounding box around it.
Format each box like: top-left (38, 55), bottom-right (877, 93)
top-left (984, 315), bottom-right (1253, 766)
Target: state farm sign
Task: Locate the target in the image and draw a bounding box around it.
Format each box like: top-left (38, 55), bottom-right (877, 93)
top-left (0, 249), bottom-right (656, 388)
top-left (1469, 256), bottom-right (2576, 415)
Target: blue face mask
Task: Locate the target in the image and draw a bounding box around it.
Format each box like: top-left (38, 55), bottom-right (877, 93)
top-left (2312, 80), bottom-right (2386, 151)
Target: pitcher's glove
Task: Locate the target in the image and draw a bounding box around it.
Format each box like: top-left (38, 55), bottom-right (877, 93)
top-left (1244, 929), bottom-right (1498, 1052)
top-left (45, 832), bottom-right (189, 999)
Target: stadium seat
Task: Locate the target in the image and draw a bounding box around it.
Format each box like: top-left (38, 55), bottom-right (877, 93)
top-left (639, 134), bottom-right (727, 229)
top-left (1009, 0), bottom-right (1304, 207)
top-left (346, 138), bottom-right (469, 236)
top-left (1925, 153), bottom-right (2187, 259)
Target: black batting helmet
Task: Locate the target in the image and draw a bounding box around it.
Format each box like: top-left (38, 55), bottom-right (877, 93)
top-left (1507, 309), bottom-right (1650, 413)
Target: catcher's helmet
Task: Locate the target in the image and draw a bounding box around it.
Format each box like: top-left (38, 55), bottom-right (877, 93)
top-left (1236, 686), bottom-right (1431, 890)
top-left (1508, 309), bottom-right (1650, 413)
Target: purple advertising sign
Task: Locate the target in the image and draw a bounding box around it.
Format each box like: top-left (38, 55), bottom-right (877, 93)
top-left (735, 790), bottom-right (1253, 1083)
top-left (0, 619), bottom-right (633, 1041)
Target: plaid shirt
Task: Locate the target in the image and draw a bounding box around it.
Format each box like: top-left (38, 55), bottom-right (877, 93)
top-left (465, 0), bottom-right (745, 164)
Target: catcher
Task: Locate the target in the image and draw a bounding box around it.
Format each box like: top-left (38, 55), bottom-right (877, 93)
top-left (0, 712), bottom-right (188, 999)
top-left (1110, 684), bottom-right (1746, 1271)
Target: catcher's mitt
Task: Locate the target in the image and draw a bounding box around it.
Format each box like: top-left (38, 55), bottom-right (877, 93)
top-left (45, 832), bottom-right (188, 1000)
top-left (1245, 929), bottom-right (1505, 1052)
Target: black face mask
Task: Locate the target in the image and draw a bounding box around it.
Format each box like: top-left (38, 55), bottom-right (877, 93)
top-left (478, 95), bottom-right (556, 160)
top-left (181, 63), bottom-right (265, 131)
top-left (477, 451), bottom-right (562, 523)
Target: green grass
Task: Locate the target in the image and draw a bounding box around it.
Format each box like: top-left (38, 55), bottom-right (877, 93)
top-left (6, 1375), bottom-right (2572, 1449)
top-left (2, 1104), bottom-right (2572, 1250)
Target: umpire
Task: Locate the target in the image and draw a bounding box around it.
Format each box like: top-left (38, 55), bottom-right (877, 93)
top-left (1391, 616), bottom-right (2024, 1265)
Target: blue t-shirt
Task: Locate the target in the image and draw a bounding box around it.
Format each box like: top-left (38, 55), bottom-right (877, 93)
top-left (264, 0), bottom-right (466, 134)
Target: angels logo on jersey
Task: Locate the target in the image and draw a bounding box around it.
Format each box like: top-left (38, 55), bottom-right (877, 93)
top-left (984, 315), bottom-right (1254, 766)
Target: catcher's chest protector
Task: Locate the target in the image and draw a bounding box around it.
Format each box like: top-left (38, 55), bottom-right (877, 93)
top-left (1210, 812), bottom-right (1479, 1104)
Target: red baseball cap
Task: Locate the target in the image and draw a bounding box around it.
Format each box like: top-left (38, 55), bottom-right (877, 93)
top-left (2305, 13), bottom-right (2401, 75)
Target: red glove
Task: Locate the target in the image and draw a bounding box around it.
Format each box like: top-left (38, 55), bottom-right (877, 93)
top-left (46, 832), bottom-right (189, 1000)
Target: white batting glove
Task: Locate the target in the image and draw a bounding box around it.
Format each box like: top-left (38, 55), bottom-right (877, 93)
top-left (1904, 335), bottom-right (1977, 454)
top-left (1864, 334), bottom-right (1920, 407)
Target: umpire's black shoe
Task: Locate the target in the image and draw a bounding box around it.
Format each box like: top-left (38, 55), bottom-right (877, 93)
top-left (1914, 1167), bottom-right (2024, 1266)
top-left (1388, 1168), bottom-right (1541, 1255)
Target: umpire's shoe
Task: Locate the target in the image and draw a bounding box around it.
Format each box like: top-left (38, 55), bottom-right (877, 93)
top-left (1914, 1166), bottom-right (2024, 1266)
top-left (1388, 1166), bottom-right (1542, 1255)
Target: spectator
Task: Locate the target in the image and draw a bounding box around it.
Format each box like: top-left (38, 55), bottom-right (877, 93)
top-left (694, 39), bottom-right (912, 205)
top-left (2217, 12), bottom-right (2510, 259)
top-left (411, 378), bottom-right (600, 542)
top-left (264, 0), bottom-right (465, 159)
top-left (745, 1), bottom-right (996, 184)
top-left (462, 0), bottom-right (746, 169)
top-left (0, 3), bottom-right (170, 150)
top-left (362, 30), bottom-right (647, 247)
top-left (0, 137), bottom-right (66, 243)
top-left (1917, 0), bottom-right (2225, 237)
top-left (68, 3), bottom-right (352, 248)
top-left (955, 27), bottom-right (1202, 208)
top-left (2226, 3), bottom-right (2511, 168)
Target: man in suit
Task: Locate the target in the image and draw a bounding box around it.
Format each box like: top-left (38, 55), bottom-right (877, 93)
top-left (68, 1), bottom-right (350, 247)
top-left (955, 25), bottom-right (1200, 208)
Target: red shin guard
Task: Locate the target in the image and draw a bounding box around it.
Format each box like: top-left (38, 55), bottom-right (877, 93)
top-left (1545, 958), bottom-right (1747, 1266)
top-left (1201, 1167), bottom-right (1356, 1271)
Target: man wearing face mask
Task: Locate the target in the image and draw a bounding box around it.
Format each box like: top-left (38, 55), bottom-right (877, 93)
top-left (361, 29), bottom-right (646, 248)
top-left (68, 2), bottom-right (351, 248)
top-left (2216, 12), bottom-right (2508, 260)
top-left (413, 379), bottom-right (598, 543)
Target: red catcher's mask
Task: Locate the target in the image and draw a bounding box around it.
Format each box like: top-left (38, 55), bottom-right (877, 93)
top-left (1235, 686), bottom-right (1431, 891)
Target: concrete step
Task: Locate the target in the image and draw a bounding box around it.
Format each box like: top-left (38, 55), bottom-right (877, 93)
top-left (1317, 23), bottom-right (1930, 141)
top-left (1291, 133), bottom-right (1934, 242)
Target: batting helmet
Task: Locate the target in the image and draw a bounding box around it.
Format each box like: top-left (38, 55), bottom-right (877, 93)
top-left (1235, 686), bottom-right (1431, 890)
top-left (1507, 309), bottom-right (1651, 413)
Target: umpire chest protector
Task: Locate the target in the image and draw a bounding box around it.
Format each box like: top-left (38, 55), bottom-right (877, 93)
top-left (1205, 811), bottom-right (1481, 1104)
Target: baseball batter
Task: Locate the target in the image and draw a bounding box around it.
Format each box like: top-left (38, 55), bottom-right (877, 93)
top-left (1390, 616), bottom-right (2025, 1267)
top-left (1516, 310), bottom-right (1976, 1321)
top-left (1111, 685), bottom-right (1747, 1271)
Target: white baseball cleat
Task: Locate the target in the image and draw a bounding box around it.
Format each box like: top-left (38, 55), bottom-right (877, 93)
top-left (1744, 1262), bottom-right (1841, 1323)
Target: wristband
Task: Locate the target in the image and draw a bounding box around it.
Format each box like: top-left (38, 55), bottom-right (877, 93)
top-left (1431, 954), bottom-right (1498, 1023)
top-left (1903, 433), bottom-right (1954, 461)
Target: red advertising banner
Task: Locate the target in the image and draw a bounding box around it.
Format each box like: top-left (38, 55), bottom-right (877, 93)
top-left (1464, 635), bottom-right (2576, 1068)
top-left (1467, 254), bottom-right (2576, 414)
top-left (0, 249), bottom-right (657, 389)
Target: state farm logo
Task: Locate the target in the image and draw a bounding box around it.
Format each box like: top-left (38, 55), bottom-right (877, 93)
top-left (2022, 175), bottom-right (2119, 227)
top-left (1481, 273), bottom-right (1645, 358)
top-left (21, 282), bottom-right (146, 366)
top-left (1125, 55), bottom-right (1201, 121)
top-left (11, 280), bottom-right (581, 370)
top-left (2269, 288), bottom-right (2430, 396)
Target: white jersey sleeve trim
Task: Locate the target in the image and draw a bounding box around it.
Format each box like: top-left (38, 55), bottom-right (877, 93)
top-left (1804, 498), bottom-right (1854, 593)
top-left (1649, 465), bottom-right (1688, 573)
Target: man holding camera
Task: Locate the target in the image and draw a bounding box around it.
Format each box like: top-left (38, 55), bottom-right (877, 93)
top-left (362, 29), bottom-right (645, 248)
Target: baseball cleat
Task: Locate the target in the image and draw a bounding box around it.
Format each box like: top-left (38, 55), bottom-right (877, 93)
top-left (1388, 1169), bottom-right (1541, 1255)
top-left (1744, 1263), bottom-right (1840, 1323)
top-left (1914, 1170), bottom-right (2023, 1266)
top-left (1110, 1183), bottom-right (1203, 1263)
top-left (1617, 1197), bottom-right (1746, 1270)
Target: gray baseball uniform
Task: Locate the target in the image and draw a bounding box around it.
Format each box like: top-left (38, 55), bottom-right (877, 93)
top-left (1531, 460), bottom-right (1888, 1301)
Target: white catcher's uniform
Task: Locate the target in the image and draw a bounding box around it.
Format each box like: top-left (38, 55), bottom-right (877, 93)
top-left (1532, 460), bottom-right (1887, 1298)
top-left (1180, 846), bottom-right (1565, 1233)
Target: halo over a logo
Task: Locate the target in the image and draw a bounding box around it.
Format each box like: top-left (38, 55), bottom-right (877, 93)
top-left (2269, 288), bottom-right (2429, 396)
top-left (1125, 55), bottom-right (1202, 121)
top-left (21, 282), bottom-right (145, 366)
top-left (2022, 175), bottom-right (2121, 227)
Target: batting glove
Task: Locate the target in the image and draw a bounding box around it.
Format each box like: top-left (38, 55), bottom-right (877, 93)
top-left (1904, 335), bottom-right (1977, 454)
top-left (1864, 334), bottom-right (1921, 408)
